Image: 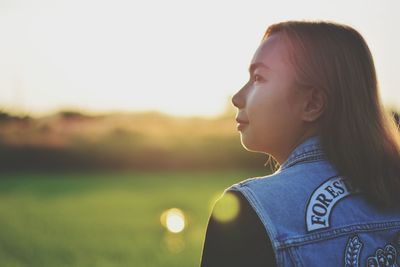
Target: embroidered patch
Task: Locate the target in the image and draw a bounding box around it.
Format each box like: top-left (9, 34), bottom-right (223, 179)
top-left (306, 175), bottom-right (358, 232)
top-left (344, 235), bottom-right (363, 267)
top-left (367, 244), bottom-right (398, 267)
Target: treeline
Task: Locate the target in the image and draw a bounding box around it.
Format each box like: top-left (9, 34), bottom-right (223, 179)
top-left (0, 109), bottom-right (398, 172)
top-left (0, 110), bottom-right (268, 171)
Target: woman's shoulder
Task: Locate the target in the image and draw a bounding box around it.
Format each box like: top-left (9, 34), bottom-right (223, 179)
top-left (227, 159), bottom-right (337, 194)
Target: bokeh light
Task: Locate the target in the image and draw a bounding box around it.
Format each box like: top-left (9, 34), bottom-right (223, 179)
top-left (211, 191), bottom-right (240, 223)
top-left (161, 233), bottom-right (186, 254)
top-left (160, 208), bottom-right (186, 233)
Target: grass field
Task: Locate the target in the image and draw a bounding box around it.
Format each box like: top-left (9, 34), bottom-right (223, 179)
top-left (0, 169), bottom-right (268, 267)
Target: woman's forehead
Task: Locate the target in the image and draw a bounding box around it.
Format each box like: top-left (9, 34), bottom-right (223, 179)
top-left (250, 34), bottom-right (292, 73)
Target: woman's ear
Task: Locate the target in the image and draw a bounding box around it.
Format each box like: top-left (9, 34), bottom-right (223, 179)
top-left (302, 88), bottom-right (325, 122)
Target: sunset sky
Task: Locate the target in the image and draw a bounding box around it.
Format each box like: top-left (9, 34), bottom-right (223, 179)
top-left (0, 0), bottom-right (399, 117)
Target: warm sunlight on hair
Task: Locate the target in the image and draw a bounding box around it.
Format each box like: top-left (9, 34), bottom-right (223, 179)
top-left (212, 192), bottom-right (240, 223)
top-left (160, 208), bottom-right (186, 233)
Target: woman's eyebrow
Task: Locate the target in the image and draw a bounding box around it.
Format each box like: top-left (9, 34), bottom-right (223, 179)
top-left (248, 62), bottom-right (271, 74)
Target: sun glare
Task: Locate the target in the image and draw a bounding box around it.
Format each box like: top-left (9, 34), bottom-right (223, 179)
top-left (160, 208), bottom-right (186, 233)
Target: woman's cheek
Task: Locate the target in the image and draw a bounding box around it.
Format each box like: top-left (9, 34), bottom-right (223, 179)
top-left (247, 88), bottom-right (267, 113)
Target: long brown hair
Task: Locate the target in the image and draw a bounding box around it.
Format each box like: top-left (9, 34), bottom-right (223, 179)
top-left (264, 20), bottom-right (400, 208)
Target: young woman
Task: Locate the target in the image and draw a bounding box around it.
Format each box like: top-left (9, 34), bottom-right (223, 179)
top-left (200, 21), bottom-right (400, 267)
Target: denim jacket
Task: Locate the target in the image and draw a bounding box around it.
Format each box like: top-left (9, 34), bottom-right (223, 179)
top-left (226, 135), bottom-right (400, 267)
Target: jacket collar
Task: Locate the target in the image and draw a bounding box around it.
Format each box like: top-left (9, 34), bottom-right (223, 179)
top-left (279, 135), bottom-right (326, 171)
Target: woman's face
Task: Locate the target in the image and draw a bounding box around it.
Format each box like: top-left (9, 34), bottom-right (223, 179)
top-left (232, 33), bottom-right (308, 163)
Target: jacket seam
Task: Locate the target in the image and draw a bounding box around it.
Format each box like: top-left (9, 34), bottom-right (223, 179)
top-left (281, 151), bottom-right (325, 170)
top-left (276, 221), bottom-right (400, 249)
top-left (282, 155), bottom-right (326, 170)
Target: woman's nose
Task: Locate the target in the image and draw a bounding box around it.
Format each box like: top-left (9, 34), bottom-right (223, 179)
top-left (232, 88), bottom-right (245, 109)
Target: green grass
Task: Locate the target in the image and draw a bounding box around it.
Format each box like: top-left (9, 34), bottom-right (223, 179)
top-left (0, 169), bottom-right (268, 267)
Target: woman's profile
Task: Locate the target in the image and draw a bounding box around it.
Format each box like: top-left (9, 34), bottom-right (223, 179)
top-left (200, 20), bottom-right (400, 267)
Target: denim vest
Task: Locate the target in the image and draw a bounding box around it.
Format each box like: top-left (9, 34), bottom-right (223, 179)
top-left (227, 135), bottom-right (400, 267)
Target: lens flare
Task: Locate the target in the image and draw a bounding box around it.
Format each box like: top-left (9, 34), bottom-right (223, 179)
top-left (212, 191), bottom-right (240, 223)
top-left (160, 208), bottom-right (185, 233)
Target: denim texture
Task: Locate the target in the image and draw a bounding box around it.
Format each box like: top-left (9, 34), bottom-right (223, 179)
top-left (227, 136), bottom-right (400, 267)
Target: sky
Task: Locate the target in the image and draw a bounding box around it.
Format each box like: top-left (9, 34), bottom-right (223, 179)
top-left (0, 0), bottom-right (399, 118)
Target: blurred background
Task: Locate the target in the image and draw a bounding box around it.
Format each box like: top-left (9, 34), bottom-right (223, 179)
top-left (0, 0), bottom-right (399, 266)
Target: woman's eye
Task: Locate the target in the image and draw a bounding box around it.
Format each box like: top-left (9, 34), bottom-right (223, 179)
top-left (253, 74), bottom-right (263, 82)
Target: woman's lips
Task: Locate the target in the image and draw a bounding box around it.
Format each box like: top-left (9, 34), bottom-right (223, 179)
top-left (237, 123), bottom-right (248, 131)
top-left (236, 120), bottom-right (249, 131)
top-left (236, 118), bottom-right (249, 124)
